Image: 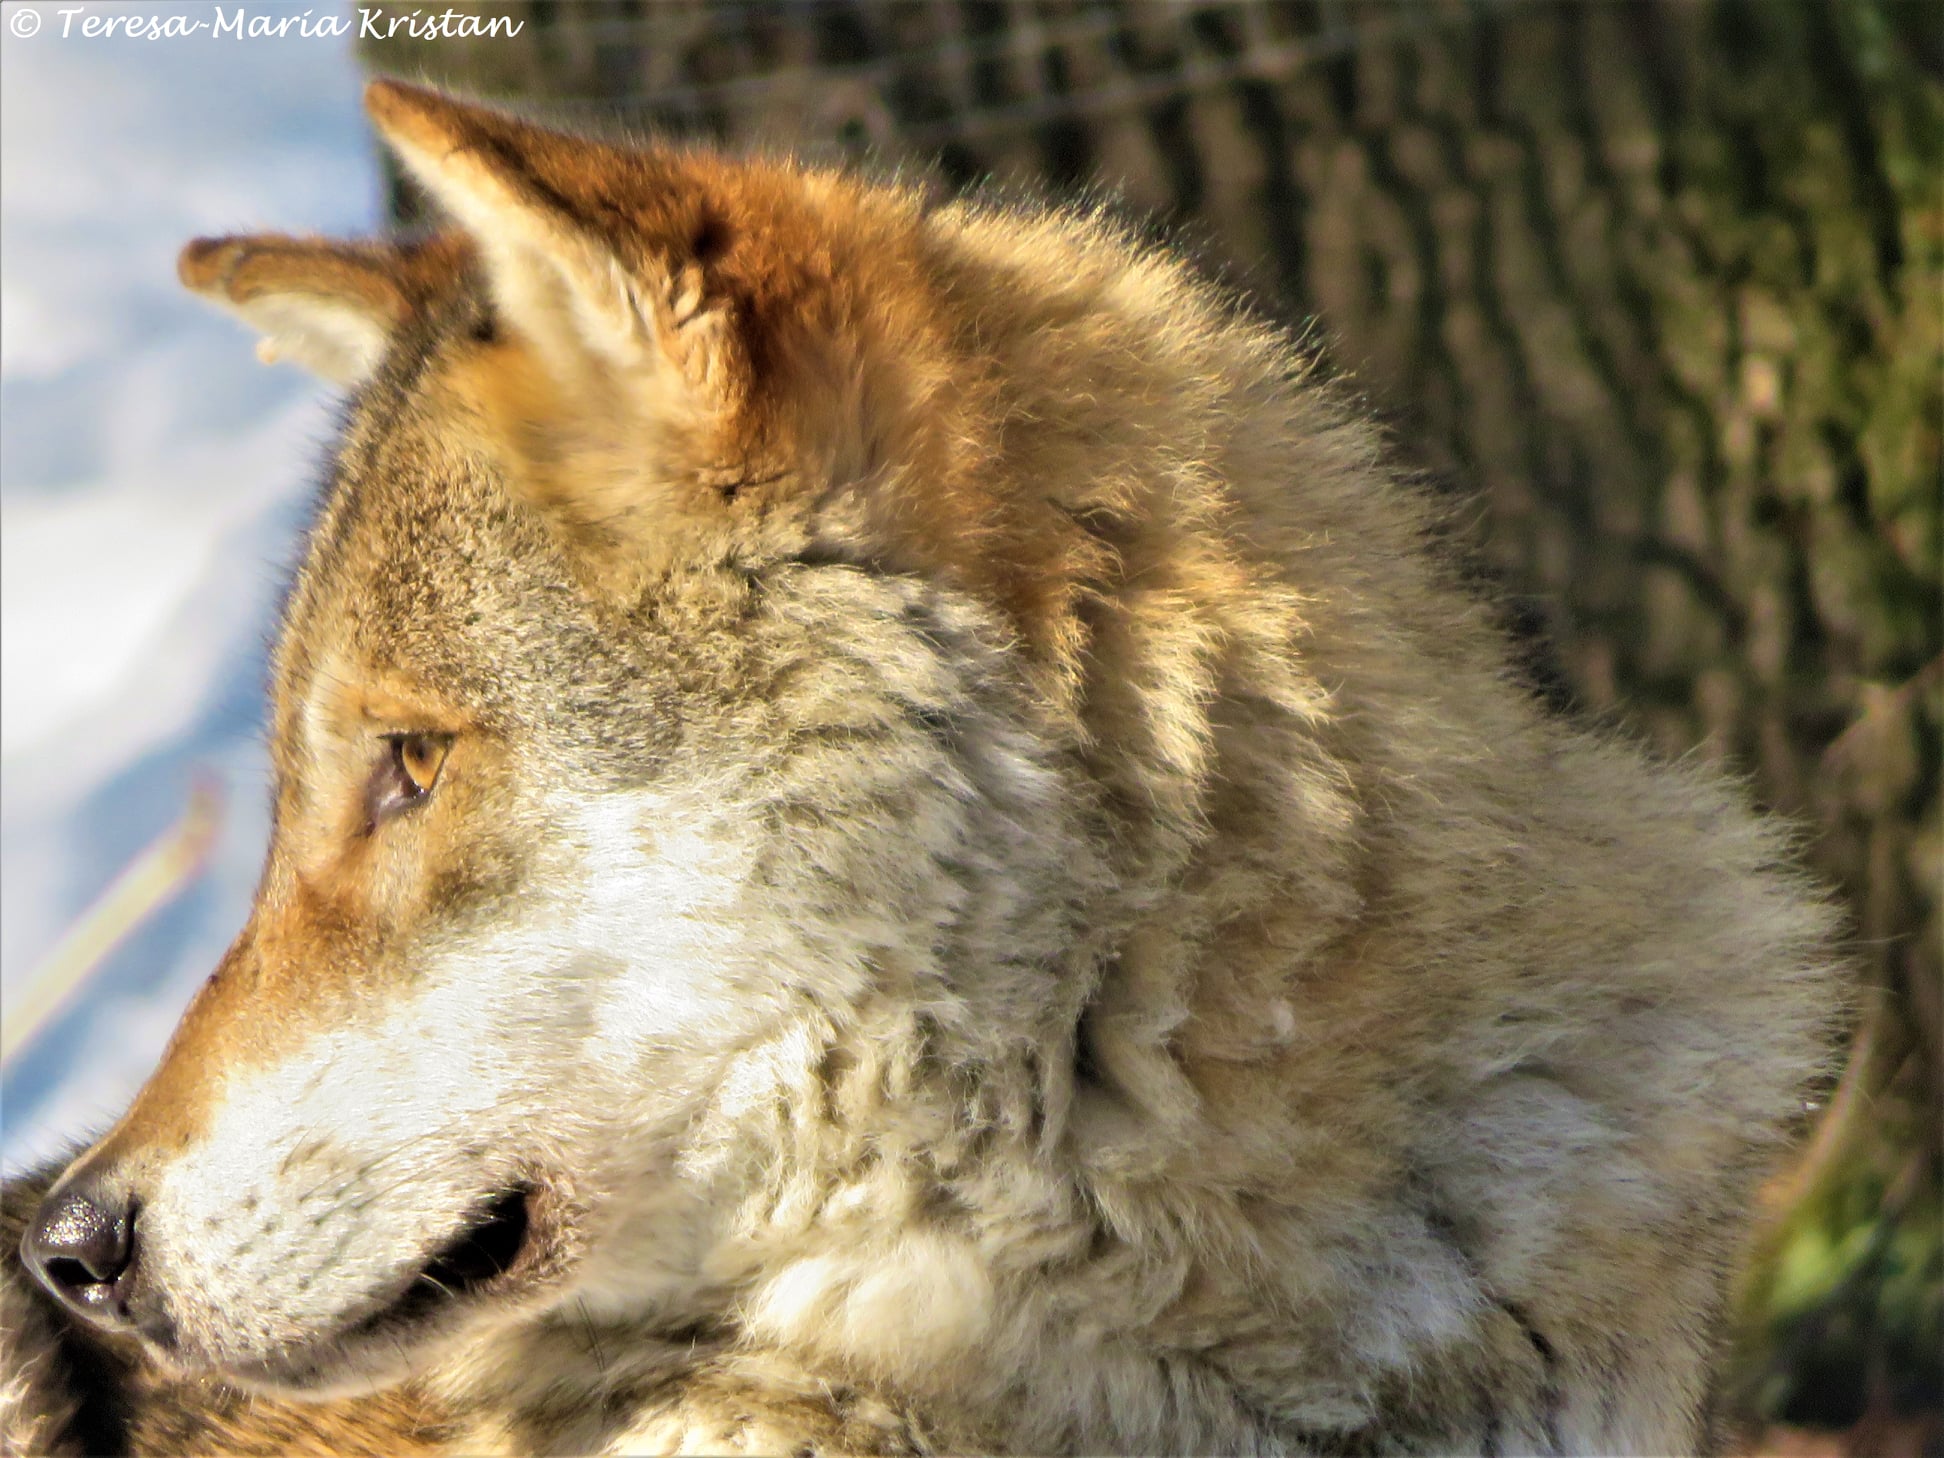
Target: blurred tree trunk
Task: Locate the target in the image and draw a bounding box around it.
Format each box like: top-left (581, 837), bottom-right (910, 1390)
top-left (363, 0), bottom-right (1942, 1438)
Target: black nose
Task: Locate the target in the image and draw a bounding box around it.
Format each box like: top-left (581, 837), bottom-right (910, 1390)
top-left (21, 1180), bottom-right (139, 1328)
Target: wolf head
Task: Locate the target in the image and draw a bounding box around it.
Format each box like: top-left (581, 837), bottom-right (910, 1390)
top-left (23, 82), bottom-right (1213, 1393)
top-left (20, 73), bottom-right (1352, 1405)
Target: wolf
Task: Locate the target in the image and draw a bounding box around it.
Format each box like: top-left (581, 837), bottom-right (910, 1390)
top-left (2, 80), bottom-right (1840, 1456)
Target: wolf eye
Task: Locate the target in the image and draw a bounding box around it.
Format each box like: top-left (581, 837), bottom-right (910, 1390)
top-left (367, 732), bottom-right (451, 831)
top-left (397, 733), bottom-right (449, 793)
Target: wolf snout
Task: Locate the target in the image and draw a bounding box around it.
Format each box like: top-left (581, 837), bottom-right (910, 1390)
top-left (22, 1176), bottom-right (151, 1336)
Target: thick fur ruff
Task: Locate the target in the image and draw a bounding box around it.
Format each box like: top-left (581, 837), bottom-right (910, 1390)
top-left (3, 82), bottom-right (1841, 1456)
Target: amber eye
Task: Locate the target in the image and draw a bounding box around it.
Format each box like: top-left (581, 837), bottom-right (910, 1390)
top-left (366, 732), bottom-right (451, 831)
top-left (397, 733), bottom-right (448, 793)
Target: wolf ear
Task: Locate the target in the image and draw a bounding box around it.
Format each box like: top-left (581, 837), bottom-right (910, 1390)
top-left (177, 235), bottom-right (410, 384)
top-left (360, 80), bottom-right (761, 592)
top-left (362, 79), bottom-right (723, 393)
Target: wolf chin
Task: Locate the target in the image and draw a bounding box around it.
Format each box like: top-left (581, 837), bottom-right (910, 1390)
top-left (2, 81), bottom-right (1839, 1456)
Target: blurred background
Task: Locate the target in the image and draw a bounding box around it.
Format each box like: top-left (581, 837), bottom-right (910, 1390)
top-left (1, 2), bottom-right (1937, 1451)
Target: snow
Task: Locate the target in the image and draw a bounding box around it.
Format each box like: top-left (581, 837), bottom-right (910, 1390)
top-left (1, 3), bottom-right (380, 1168)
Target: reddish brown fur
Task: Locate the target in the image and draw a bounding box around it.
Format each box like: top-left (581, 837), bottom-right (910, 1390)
top-left (178, 232), bottom-right (472, 327)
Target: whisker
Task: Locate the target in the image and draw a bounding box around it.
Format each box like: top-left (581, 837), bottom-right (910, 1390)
top-left (576, 1297), bottom-right (610, 1380)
